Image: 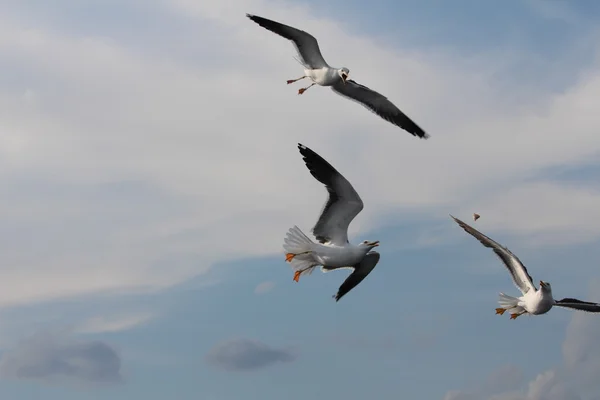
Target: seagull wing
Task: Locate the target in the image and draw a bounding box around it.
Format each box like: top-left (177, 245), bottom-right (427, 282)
top-left (298, 143), bottom-right (363, 246)
top-left (450, 215), bottom-right (536, 294)
top-left (555, 298), bottom-right (600, 313)
top-left (331, 79), bottom-right (429, 139)
top-left (246, 14), bottom-right (329, 69)
top-left (334, 251), bottom-right (380, 302)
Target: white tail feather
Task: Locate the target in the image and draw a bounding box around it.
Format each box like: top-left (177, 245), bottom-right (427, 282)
top-left (498, 293), bottom-right (522, 312)
top-left (283, 226), bottom-right (313, 253)
top-left (283, 226), bottom-right (318, 277)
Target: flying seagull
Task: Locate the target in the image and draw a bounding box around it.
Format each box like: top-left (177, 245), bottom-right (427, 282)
top-left (283, 143), bottom-right (381, 301)
top-left (246, 13), bottom-right (429, 139)
top-left (451, 215), bottom-right (600, 319)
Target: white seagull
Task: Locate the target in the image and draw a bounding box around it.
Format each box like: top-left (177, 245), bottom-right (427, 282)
top-left (451, 215), bottom-right (600, 320)
top-left (283, 143), bottom-right (381, 301)
top-left (246, 13), bottom-right (430, 140)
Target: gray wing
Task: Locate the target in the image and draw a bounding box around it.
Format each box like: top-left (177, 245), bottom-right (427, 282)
top-left (555, 298), bottom-right (600, 313)
top-left (298, 143), bottom-right (363, 246)
top-left (246, 14), bottom-right (329, 69)
top-left (450, 215), bottom-right (536, 294)
top-left (334, 252), bottom-right (380, 302)
top-left (331, 79), bottom-right (429, 139)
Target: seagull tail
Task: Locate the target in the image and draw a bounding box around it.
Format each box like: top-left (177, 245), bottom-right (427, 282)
top-left (498, 292), bottom-right (521, 311)
top-left (283, 226), bottom-right (318, 276)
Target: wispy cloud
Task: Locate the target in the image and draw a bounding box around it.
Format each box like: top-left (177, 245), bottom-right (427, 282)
top-left (206, 338), bottom-right (296, 372)
top-left (254, 281), bottom-right (275, 295)
top-left (0, 332), bottom-right (123, 385)
top-left (525, 0), bottom-right (581, 24)
top-left (75, 312), bottom-right (154, 334)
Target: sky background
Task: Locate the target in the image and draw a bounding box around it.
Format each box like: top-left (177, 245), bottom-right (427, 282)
top-left (2, 0), bottom-right (600, 399)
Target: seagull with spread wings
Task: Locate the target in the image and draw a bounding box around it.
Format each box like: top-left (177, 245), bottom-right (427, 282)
top-left (283, 144), bottom-right (381, 301)
top-left (451, 215), bottom-right (600, 320)
top-left (246, 13), bottom-right (429, 139)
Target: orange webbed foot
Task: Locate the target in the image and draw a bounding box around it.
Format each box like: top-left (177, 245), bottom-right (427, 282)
top-left (298, 88), bottom-right (306, 95)
top-left (495, 308), bottom-right (506, 315)
top-left (510, 313), bottom-right (521, 320)
top-left (293, 271), bottom-right (301, 282)
top-left (285, 253), bottom-right (295, 262)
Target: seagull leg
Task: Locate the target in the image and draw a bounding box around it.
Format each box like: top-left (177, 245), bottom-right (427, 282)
top-left (285, 251), bottom-right (313, 282)
top-left (510, 312), bottom-right (524, 320)
top-left (285, 251), bottom-right (311, 262)
top-left (287, 76), bottom-right (306, 84)
top-left (298, 83), bottom-right (316, 95)
top-left (293, 266), bottom-right (313, 282)
top-left (495, 307), bottom-right (507, 315)
top-left (293, 270), bottom-right (302, 282)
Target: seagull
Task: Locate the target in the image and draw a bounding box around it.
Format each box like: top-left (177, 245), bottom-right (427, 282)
top-left (246, 13), bottom-right (429, 139)
top-left (451, 215), bottom-right (600, 319)
top-left (283, 143), bottom-right (381, 301)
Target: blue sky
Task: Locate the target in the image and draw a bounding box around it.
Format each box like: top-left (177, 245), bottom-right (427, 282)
top-left (2, 0), bottom-right (600, 399)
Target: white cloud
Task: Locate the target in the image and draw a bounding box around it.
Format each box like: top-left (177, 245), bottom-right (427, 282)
top-left (0, 0), bottom-right (599, 309)
top-left (443, 284), bottom-right (600, 399)
top-left (451, 181), bottom-right (600, 247)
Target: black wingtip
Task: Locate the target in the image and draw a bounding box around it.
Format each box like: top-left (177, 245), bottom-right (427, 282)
top-left (450, 214), bottom-right (463, 223)
top-left (246, 13), bottom-right (261, 23)
top-left (450, 215), bottom-right (470, 229)
top-left (409, 127), bottom-right (430, 139)
top-left (297, 143), bottom-right (310, 155)
top-left (451, 215), bottom-right (468, 228)
top-left (296, 144), bottom-right (323, 170)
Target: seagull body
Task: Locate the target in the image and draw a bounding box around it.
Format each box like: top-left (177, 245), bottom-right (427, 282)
top-left (286, 229), bottom-right (373, 267)
top-left (246, 13), bottom-right (429, 139)
top-left (451, 215), bottom-right (600, 319)
top-left (299, 67), bottom-right (339, 87)
top-left (283, 144), bottom-right (380, 301)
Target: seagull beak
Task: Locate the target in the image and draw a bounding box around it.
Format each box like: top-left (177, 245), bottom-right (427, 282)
top-left (539, 281), bottom-right (545, 288)
top-left (341, 74), bottom-right (347, 84)
top-left (368, 241), bottom-right (380, 247)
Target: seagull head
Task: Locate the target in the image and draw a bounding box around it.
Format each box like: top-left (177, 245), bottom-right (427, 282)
top-left (338, 68), bottom-right (350, 84)
top-left (539, 280), bottom-right (552, 292)
top-left (360, 240), bottom-right (379, 249)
